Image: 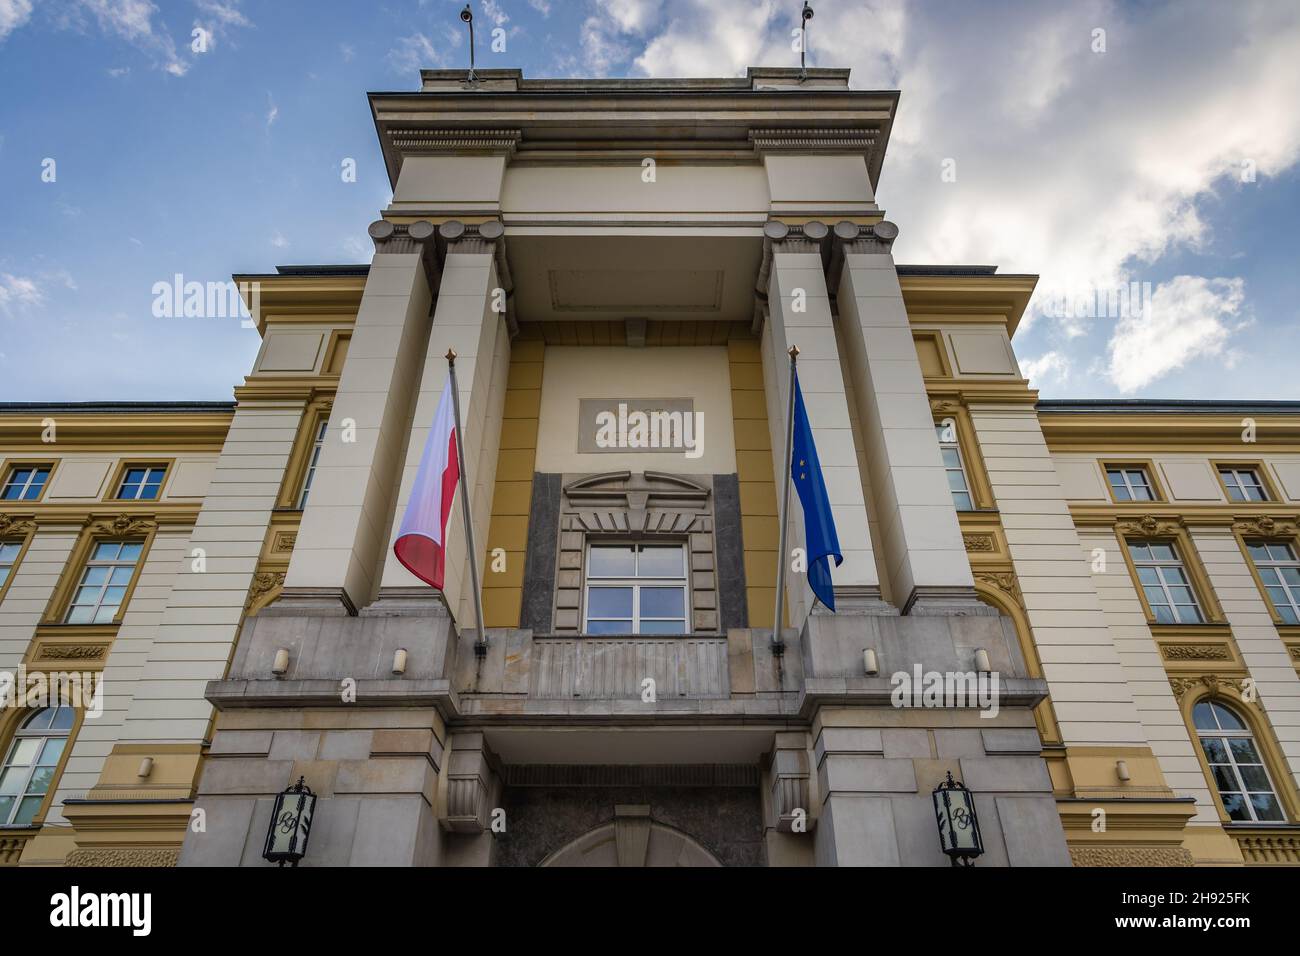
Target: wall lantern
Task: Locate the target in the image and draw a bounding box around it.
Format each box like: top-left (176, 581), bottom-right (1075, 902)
top-left (263, 776), bottom-right (317, 867)
top-left (932, 771), bottom-right (984, 867)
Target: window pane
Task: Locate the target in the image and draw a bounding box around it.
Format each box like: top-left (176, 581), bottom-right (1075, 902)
top-left (0, 542), bottom-right (20, 560)
top-left (1213, 703), bottom-right (1246, 731)
top-left (82, 566), bottom-right (109, 584)
top-left (638, 619), bottom-right (687, 635)
top-left (1200, 737), bottom-right (1228, 763)
top-left (1128, 543), bottom-right (1151, 561)
top-left (1211, 765), bottom-right (1238, 793)
top-left (951, 491), bottom-right (973, 511)
top-left (1112, 484), bottom-right (1132, 501)
top-left (1221, 792), bottom-right (1249, 821)
top-left (66, 607), bottom-right (94, 624)
top-left (118, 543), bottom-right (143, 562)
top-left (1136, 567), bottom-right (1159, 585)
top-left (1238, 764), bottom-right (1271, 792)
top-left (103, 586), bottom-right (127, 606)
top-left (37, 738), bottom-right (65, 767)
top-left (1279, 605), bottom-right (1299, 625)
top-left (1228, 737), bottom-right (1260, 763)
top-left (1250, 793), bottom-right (1284, 822)
top-left (27, 765), bottom-right (55, 795)
top-left (1269, 543), bottom-right (1296, 561)
top-left (0, 767), bottom-right (26, 794)
top-left (1150, 544), bottom-right (1176, 561)
top-left (585, 619), bottom-right (632, 635)
top-left (13, 795), bottom-right (42, 826)
top-left (941, 448), bottom-right (961, 468)
top-left (1192, 702), bottom-right (1217, 730)
top-left (1174, 605), bottom-right (1203, 624)
top-left (1131, 484), bottom-right (1154, 501)
top-left (640, 587), bottom-right (685, 618)
top-left (945, 470), bottom-right (967, 491)
top-left (0, 567), bottom-right (9, 588)
top-left (93, 604), bottom-right (119, 624)
top-left (1281, 567), bottom-right (1300, 586)
top-left (1151, 604), bottom-right (1175, 624)
top-left (109, 567), bottom-right (134, 585)
top-left (587, 587), bottom-right (632, 617)
top-left (1247, 543), bottom-right (1271, 562)
top-left (0, 796), bottom-right (12, 821)
top-left (637, 546), bottom-right (684, 578)
top-left (11, 737), bottom-right (42, 764)
top-left (588, 546), bottom-right (635, 577)
top-left (48, 706), bottom-right (74, 730)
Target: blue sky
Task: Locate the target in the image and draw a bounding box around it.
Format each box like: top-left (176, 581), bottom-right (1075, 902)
top-left (1, 0), bottom-right (1298, 402)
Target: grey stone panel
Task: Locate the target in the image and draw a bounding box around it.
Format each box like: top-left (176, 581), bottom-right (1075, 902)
top-left (995, 796), bottom-right (1072, 867)
top-left (818, 756), bottom-right (917, 795)
top-left (981, 728), bottom-right (1043, 755)
top-left (816, 796), bottom-right (901, 866)
top-left (888, 795), bottom-right (950, 867)
top-left (521, 472), bottom-right (561, 633)
top-left (958, 756), bottom-right (1053, 793)
top-left (177, 797), bottom-right (256, 867)
top-left (934, 729), bottom-right (984, 758)
top-left (712, 473), bottom-right (748, 629)
top-left (349, 796), bottom-right (434, 866)
top-left (494, 784), bottom-right (765, 867)
top-left (882, 728), bottom-right (931, 758)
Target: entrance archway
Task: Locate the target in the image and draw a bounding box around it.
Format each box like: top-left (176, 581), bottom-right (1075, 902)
top-left (538, 806), bottom-right (723, 867)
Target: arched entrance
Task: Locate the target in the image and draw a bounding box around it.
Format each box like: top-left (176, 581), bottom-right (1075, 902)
top-left (538, 805), bottom-right (723, 867)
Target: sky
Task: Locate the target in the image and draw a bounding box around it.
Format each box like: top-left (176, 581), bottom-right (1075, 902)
top-left (1, 0), bottom-right (1298, 402)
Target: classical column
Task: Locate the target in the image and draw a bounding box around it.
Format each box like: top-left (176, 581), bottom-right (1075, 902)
top-left (759, 221), bottom-right (879, 631)
top-left (832, 221), bottom-right (977, 613)
top-left (378, 221), bottom-right (513, 633)
top-left (281, 221), bottom-right (439, 612)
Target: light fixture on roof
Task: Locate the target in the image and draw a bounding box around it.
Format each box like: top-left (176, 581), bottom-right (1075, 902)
top-left (460, 5), bottom-right (478, 85)
top-left (799, 3), bottom-right (815, 81)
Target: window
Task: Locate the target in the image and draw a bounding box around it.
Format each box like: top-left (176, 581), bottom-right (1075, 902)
top-left (1, 466), bottom-right (50, 502)
top-left (1128, 540), bottom-right (1204, 624)
top-left (0, 541), bottom-right (22, 590)
top-left (1107, 466), bottom-right (1156, 502)
top-left (1247, 541), bottom-right (1300, 625)
top-left (1193, 699), bottom-right (1284, 823)
top-left (65, 541), bottom-right (142, 624)
top-left (1219, 466), bottom-right (1269, 503)
top-left (935, 420), bottom-right (973, 511)
top-left (0, 705), bottom-right (73, 827)
top-left (297, 420), bottom-right (328, 509)
top-left (584, 543), bottom-right (688, 635)
top-left (115, 465), bottom-right (166, 501)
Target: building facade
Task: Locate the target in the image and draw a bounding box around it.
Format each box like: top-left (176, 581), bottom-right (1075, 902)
top-left (2, 67), bottom-right (1299, 867)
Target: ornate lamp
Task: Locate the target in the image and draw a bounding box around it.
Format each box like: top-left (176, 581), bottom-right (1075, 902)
top-left (932, 770), bottom-right (984, 866)
top-left (263, 776), bottom-right (317, 867)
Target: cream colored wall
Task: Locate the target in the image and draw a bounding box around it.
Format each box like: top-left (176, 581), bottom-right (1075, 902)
top-left (32, 452), bottom-right (218, 503)
top-left (1051, 453), bottom-right (1300, 504)
top-left (501, 164), bottom-right (769, 220)
top-left (0, 529), bottom-right (77, 672)
top-left (1078, 528), bottom-right (1219, 821)
top-left (534, 345), bottom-right (736, 476)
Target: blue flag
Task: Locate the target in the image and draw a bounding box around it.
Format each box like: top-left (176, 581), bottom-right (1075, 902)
top-left (791, 372), bottom-right (843, 611)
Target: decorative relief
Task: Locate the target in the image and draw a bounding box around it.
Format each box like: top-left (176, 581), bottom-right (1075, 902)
top-left (1235, 831), bottom-right (1300, 865)
top-left (749, 128), bottom-right (878, 153)
top-left (963, 533), bottom-right (996, 553)
top-left (1069, 846), bottom-right (1193, 867)
top-left (387, 127), bottom-right (521, 155)
top-left (1161, 644), bottom-right (1230, 662)
top-left (1290, 647), bottom-right (1300, 661)
top-left (37, 645), bottom-right (107, 661)
top-left (1169, 674), bottom-right (1247, 701)
top-left (0, 514), bottom-right (35, 536)
top-left (1231, 516), bottom-right (1299, 538)
top-left (930, 398), bottom-right (964, 416)
top-left (272, 532), bottom-right (297, 554)
top-left (1116, 514), bottom-right (1182, 538)
top-left (85, 514), bottom-right (156, 537)
top-left (974, 570), bottom-right (1023, 608)
top-left (245, 571), bottom-right (286, 612)
top-left (65, 847), bottom-right (180, 867)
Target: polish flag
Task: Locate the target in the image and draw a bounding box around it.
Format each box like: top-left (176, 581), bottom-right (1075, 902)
top-left (393, 376), bottom-right (460, 590)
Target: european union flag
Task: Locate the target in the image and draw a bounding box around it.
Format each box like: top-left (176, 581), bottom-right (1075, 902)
top-left (791, 372), bottom-right (843, 611)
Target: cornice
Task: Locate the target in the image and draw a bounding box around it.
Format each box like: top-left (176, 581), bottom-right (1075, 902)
top-left (1069, 505), bottom-right (1298, 529)
top-left (0, 412), bottom-right (232, 452)
top-left (1040, 413), bottom-right (1300, 451)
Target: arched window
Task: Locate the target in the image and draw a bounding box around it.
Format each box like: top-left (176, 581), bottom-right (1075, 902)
top-left (1193, 699), bottom-right (1284, 823)
top-left (0, 705), bottom-right (74, 826)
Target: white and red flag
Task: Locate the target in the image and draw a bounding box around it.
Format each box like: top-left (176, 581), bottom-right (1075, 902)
top-left (393, 375), bottom-right (460, 590)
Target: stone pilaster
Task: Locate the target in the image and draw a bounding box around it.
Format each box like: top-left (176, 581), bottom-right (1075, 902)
top-left (833, 221), bottom-right (977, 613)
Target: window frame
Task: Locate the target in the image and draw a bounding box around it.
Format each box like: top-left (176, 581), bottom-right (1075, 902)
top-left (1190, 697), bottom-right (1289, 825)
top-left (296, 418), bottom-right (329, 509)
top-left (1102, 461), bottom-right (1164, 504)
top-left (1240, 537), bottom-right (1300, 627)
top-left (1214, 463), bottom-right (1275, 504)
top-left (0, 519), bottom-right (37, 607)
top-left (0, 704), bottom-right (79, 830)
top-left (102, 460), bottom-right (173, 503)
top-left (63, 540), bottom-right (145, 625)
top-left (277, 401), bottom-right (334, 511)
top-left (582, 541), bottom-right (691, 636)
top-left (0, 460), bottom-right (55, 504)
top-left (1123, 537), bottom-right (1208, 626)
top-left (43, 518), bottom-right (157, 627)
top-left (935, 418), bottom-right (974, 512)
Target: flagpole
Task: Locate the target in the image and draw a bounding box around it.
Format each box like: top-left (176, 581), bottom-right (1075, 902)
top-left (772, 344), bottom-right (799, 655)
top-left (446, 350), bottom-right (488, 659)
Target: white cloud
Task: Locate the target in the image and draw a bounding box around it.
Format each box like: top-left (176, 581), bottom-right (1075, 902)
top-left (265, 92), bottom-right (278, 128)
top-left (0, 273), bottom-right (44, 312)
top-left (270, 231), bottom-right (289, 250)
top-left (1106, 275), bottom-right (1245, 392)
top-left (1019, 350), bottom-right (1072, 388)
top-left (527, 0), bottom-right (551, 17)
top-left (192, 0), bottom-right (253, 53)
top-left (388, 32), bottom-right (450, 74)
top-left (480, 0), bottom-right (509, 27)
top-left (340, 42), bottom-right (354, 62)
top-left (0, 0), bottom-right (33, 43)
top-left (576, 0), bottom-right (1300, 393)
